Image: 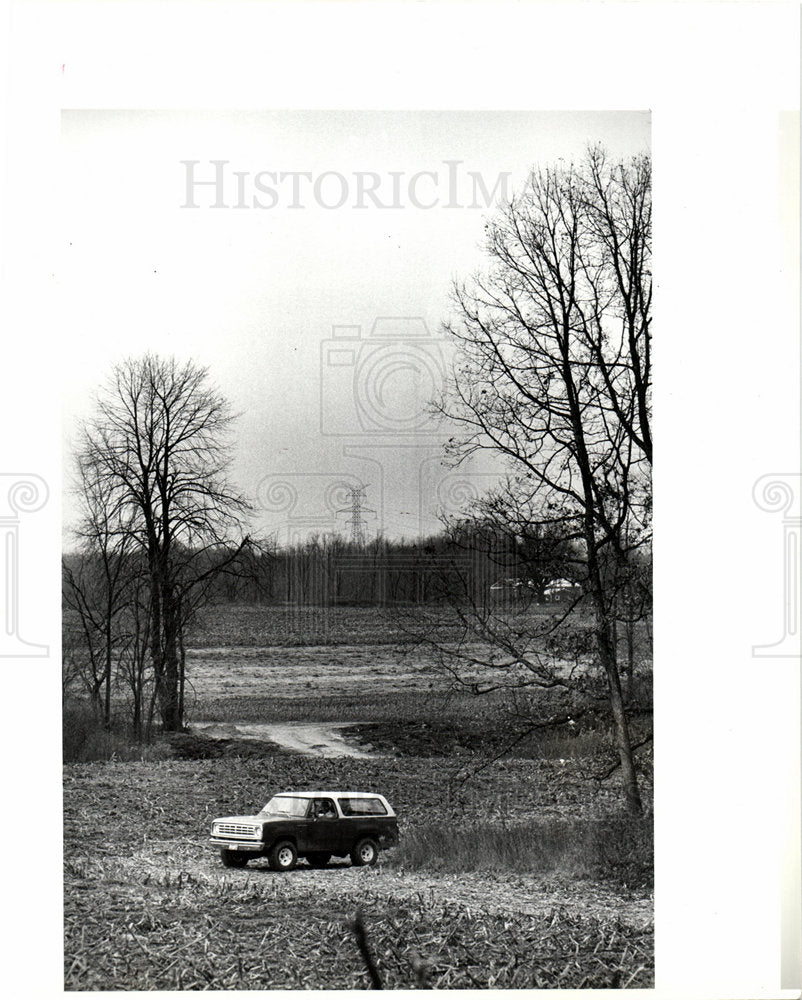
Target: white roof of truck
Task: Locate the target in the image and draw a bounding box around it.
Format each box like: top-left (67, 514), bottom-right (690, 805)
top-left (274, 791), bottom-right (387, 799)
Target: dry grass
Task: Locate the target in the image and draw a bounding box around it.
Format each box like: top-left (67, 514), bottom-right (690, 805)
top-left (64, 753), bottom-right (653, 990)
top-left (393, 816), bottom-right (653, 887)
top-left (185, 603), bottom-right (435, 648)
top-left (65, 862), bottom-right (653, 989)
top-left (63, 702), bottom-right (172, 763)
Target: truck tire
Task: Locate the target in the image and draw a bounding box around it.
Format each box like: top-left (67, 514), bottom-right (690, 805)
top-left (220, 849), bottom-right (249, 868)
top-left (306, 852), bottom-right (331, 868)
top-left (268, 840), bottom-right (298, 872)
top-left (350, 837), bottom-right (379, 867)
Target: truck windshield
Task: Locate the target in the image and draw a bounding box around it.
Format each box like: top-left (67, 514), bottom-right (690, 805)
top-left (261, 795), bottom-right (309, 817)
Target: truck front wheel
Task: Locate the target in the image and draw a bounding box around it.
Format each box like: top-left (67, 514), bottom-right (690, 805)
top-left (268, 840), bottom-right (298, 871)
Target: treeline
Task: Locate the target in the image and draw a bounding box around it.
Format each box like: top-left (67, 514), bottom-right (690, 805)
top-left (203, 521), bottom-right (650, 613)
top-left (62, 526), bottom-right (581, 614)
top-left (122, 524), bottom-right (596, 607)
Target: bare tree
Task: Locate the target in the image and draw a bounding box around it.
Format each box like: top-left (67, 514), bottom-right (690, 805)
top-left (62, 465), bottom-right (138, 728)
top-left (76, 354), bottom-right (251, 731)
top-left (439, 148), bottom-right (652, 814)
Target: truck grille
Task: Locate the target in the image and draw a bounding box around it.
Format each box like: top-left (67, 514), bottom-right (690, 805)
top-left (217, 823), bottom-right (259, 838)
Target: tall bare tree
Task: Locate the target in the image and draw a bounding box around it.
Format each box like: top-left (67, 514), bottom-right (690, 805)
top-left (76, 354), bottom-right (251, 731)
top-left (439, 148), bottom-right (652, 814)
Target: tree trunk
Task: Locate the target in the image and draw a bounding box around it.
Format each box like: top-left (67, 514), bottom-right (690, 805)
top-left (149, 563), bottom-right (164, 723)
top-left (597, 616), bottom-right (642, 815)
top-left (564, 339), bottom-right (643, 816)
top-left (132, 673), bottom-right (142, 740)
top-left (178, 618), bottom-right (186, 728)
top-left (588, 565), bottom-right (642, 815)
top-left (91, 676), bottom-right (104, 717)
top-left (625, 615), bottom-right (635, 703)
top-left (146, 679), bottom-right (159, 738)
top-left (160, 587), bottom-right (181, 731)
top-left (104, 627), bottom-right (112, 731)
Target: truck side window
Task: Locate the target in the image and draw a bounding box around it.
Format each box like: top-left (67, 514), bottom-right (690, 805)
top-left (340, 797), bottom-right (387, 816)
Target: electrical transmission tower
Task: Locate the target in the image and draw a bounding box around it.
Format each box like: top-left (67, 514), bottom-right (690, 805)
top-left (337, 485), bottom-right (375, 546)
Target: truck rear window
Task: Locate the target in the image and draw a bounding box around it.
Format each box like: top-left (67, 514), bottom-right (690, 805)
top-left (339, 797), bottom-right (387, 816)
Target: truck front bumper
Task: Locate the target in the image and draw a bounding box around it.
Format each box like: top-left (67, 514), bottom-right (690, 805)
top-left (210, 838), bottom-right (264, 852)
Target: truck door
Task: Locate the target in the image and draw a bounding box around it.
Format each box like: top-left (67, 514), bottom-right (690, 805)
top-left (306, 797), bottom-right (341, 854)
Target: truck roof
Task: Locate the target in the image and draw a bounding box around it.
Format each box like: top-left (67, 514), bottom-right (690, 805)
top-left (274, 791), bottom-right (388, 799)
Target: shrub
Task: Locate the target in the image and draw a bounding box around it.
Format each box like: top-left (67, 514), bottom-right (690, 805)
top-left (62, 701), bottom-right (170, 763)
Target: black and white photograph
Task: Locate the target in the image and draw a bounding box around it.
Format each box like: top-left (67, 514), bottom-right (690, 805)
top-left (1, 3), bottom-right (799, 998)
top-left (59, 110), bottom-right (654, 989)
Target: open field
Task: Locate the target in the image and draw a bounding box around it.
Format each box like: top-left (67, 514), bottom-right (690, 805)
top-left (185, 602), bottom-right (565, 648)
top-left (64, 603), bottom-right (653, 989)
top-left (65, 757), bottom-right (653, 990)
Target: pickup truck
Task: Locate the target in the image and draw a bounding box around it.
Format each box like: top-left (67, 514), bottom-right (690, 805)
top-left (210, 790), bottom-right (398, 870)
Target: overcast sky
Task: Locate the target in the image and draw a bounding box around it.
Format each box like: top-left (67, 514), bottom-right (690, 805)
top-left (60, 109), bottom-right (650, 545)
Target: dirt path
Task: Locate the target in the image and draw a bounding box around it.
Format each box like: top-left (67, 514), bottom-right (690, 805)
top-left (191, 720), bottom-right (378, 758)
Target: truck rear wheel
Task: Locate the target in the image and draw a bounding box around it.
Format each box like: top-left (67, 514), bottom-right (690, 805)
top-left (351, 837), bottom-right (378, 867)
top-left (220, 849), bottom-right (249, 868)
top-left (268, 840), bottom-right (298, 871)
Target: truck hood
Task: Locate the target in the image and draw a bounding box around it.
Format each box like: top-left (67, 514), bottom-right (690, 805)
top-left (213, 814), bottom-right (289, 825)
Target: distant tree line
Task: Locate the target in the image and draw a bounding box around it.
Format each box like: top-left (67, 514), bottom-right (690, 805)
top-left (64, 525), bottom-right (595, 618)
top-left (181, 527), bottom-right (587, 607)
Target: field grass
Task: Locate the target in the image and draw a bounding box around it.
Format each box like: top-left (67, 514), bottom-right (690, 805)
top-left (185, 603), bottom-right (443, 647)
top-left (394, 816), bottom-right (653, 886)
top-left (184, 600), bottom-right (612, 649)
top-left (64, 756), bottom-right (653, 989)
top-left (63, 702), bottom-right (174, 763)
top-left (64, 602), bottom-right (653, 989)
top-left (65, 863), bottom-right (653, 990)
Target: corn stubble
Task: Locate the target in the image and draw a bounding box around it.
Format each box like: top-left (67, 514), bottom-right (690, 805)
top-left (64, 755), bottom-right (653, 989)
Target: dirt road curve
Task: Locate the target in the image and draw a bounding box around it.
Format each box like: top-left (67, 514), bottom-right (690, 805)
top-left (191, 720), bottom-right (377, 758)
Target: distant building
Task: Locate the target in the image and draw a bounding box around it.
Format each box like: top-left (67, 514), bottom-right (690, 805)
top-left (489, 577), bottom-right (531, 594)
top-left (544, 578), bottom-right (581, 602)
